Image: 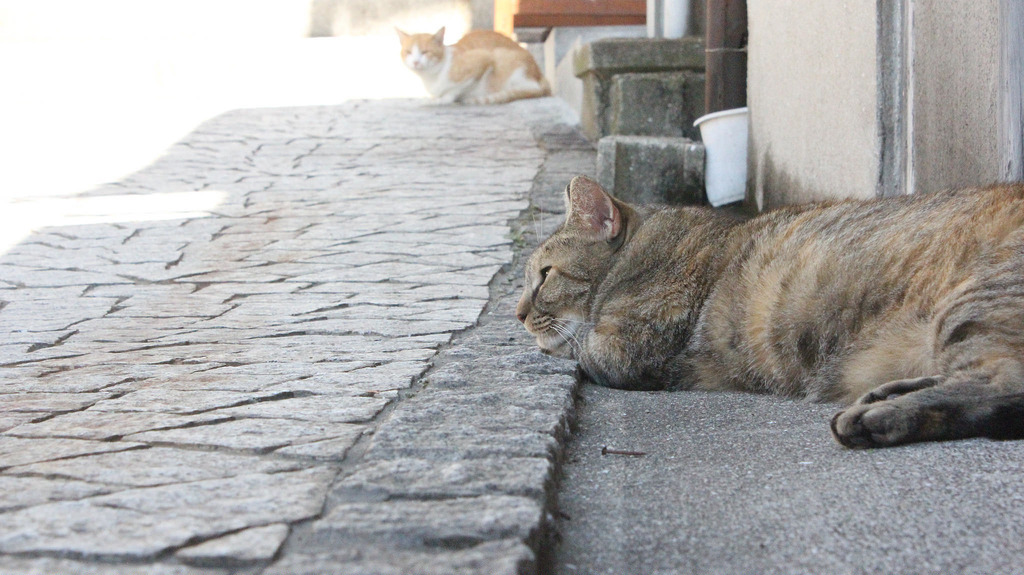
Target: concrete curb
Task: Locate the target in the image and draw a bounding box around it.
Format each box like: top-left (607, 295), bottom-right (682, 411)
top-left (270, 100), bottom-right (595, 574)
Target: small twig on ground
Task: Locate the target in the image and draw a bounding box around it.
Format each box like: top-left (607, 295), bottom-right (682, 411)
top-left (601, 445), bottom-right (646, 457)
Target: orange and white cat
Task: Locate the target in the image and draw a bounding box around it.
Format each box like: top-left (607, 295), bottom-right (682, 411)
top-left (396, 27), bottom-right (550, 105)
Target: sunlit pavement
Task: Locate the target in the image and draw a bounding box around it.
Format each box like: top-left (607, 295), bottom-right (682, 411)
top-left (0, 28), bottom-right (591, 572)
top-left (0, 34), bottom-right (426, 198)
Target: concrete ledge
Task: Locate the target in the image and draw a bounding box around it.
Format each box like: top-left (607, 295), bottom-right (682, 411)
top-left (597, 136), bottom-right (705, 205)
top-left (574, 37), bottom-right (705, 76)
top-left (573, 36), bottom-right (706, 141)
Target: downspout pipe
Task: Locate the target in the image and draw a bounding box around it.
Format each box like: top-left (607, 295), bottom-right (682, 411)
top-left (705, 0), bottom-right (748, 113)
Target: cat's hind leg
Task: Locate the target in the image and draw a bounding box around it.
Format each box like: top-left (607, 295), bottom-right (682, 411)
top-left (833, 255), bottom-right (1024, 448)
top-left (464, 63), bottom-right (548, 105)
top-left (834, 273), bottom-right (1024, 449)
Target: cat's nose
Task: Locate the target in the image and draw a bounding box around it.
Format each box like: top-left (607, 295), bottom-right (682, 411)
top-left (515, 298), bottom-right (529, 323)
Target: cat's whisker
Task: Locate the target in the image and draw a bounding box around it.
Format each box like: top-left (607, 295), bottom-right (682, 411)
top-left (549, 324), bottom-right (579, 355)
top-left (550, 319), bottom-right (585, 355)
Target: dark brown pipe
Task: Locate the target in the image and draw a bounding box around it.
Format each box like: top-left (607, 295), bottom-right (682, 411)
top-left (705, 0), bottom-right (747, 114)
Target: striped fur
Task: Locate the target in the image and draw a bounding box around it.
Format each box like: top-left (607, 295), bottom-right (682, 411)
top-left (516, 176), bottom-right (1024, 448)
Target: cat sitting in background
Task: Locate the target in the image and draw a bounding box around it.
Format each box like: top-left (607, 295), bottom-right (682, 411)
top-left (517, 175), bottom-right (1024, 448)
top-left (396, 27), bottom-right (550, 105)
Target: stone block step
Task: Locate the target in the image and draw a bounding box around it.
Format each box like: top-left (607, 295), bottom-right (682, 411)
top-left (573, 36), bottom-right (706, 140)
top-left (597, 135), bottom-right (705, 205)
top-left (609, 71), bottom-right (704, 138)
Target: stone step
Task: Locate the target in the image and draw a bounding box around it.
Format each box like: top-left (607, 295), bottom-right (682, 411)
top-left (607, 71), bottom-right (704, 139)
top-left (597, 135), bottom-right (705, 205)
top-left (574, 36), bottom-right (706, 140)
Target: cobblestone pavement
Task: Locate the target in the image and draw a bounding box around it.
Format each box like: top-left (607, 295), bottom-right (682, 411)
top-left (0, 97), bottom-right (593, 574)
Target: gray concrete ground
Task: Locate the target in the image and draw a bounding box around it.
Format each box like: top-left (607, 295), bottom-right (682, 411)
top-left (554, 382), bottom-right (1024, 575)
top-left (0, 97), bottom-right (589, 574)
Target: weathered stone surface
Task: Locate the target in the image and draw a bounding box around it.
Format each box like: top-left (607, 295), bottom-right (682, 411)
top-left (312, 496), bottom-right (542, 546)
top-left (381, 371), bottom-right (576, 432)
top-left (214, 395), bottom-right (388, 423)
top-left (0, 413), bottom-right (39, 433)
top-left (574, 36), bottom-right (705, 76)
top-left (4, 410), bottom-right (229, 440)
top-left (597, 135), bottom-right (706, 204)
top-left (0, 557), bottom-right (228, 575)
top-left (0, 476), bottom-right (114, 512)
top-left (268, 361), bottom-right (429, 395)
top-left (130, 371), bottom-right (298, 392)
top-left (0, 469), bottom-right (332, 558)
top-left (0, 365), bottom-right (147, 393)
top-left (609, 72), bottom-right (704, 139)
top-left (263, 538), bottom-right (534, 575)
top-left (11, 446), bottom-right (305, 487)
top-left (87, 389), bottom-right (287, 414)
top-left (274, 434), bottom-right (364, 460)
top-left (0, 437), bottom-right (144, 470)
top-left (127, 418), bottom-right (365, 453)
top-left (575, 36), bottom-right (706, 140)
top-left (177, 523), bottom-right (290, 564)
top-left (335, 457), bottom-right (551, 500)
top-left (0, 392), bottom-right (113, 413)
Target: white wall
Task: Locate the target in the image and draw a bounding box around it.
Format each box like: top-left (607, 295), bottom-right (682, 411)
top-left (747, 0), bottom-right (879, 208)
top-left (747, 0), bottom-right (1008, 208)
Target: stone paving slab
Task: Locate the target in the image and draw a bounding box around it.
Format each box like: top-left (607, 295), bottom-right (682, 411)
top-left (0, 97), bottom-right (594, 573)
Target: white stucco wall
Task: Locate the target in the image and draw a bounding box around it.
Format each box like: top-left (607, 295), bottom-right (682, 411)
top-left (748, 0), bottom-right (1006, 208)
top-left (747, 0), bottom-right (879, 208)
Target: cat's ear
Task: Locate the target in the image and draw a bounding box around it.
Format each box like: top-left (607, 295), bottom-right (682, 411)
top-left (395, 27), bottom-right (410, 42)
top-left (565, 176), bottom-right (622, 242)
top-left (432, 27), bottom-right (446, 44)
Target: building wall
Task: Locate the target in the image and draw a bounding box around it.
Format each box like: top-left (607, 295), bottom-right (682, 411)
top-left (748, 0), bottom-right (1007, 209)
top-left (747, 0), bottom-right (879, 209)
top-left (909, 0), bottom-right (1001, 193)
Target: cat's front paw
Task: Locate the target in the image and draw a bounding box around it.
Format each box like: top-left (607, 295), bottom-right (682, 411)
top-left (830, 402), bottom-right (919, 448)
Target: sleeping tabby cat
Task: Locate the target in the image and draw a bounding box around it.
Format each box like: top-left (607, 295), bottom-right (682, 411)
top-left (517, 175), bottom-right (1024, 448)
top-left (396, 27), bottom-right (550, 104)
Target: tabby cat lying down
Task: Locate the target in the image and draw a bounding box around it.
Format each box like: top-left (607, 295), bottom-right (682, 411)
top-left (517, 176), bottom-right (1024, 448)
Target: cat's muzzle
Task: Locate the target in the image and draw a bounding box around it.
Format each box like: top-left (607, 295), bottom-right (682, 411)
top-left (534, 325), bottom-right (580, 359)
